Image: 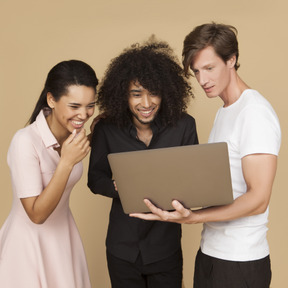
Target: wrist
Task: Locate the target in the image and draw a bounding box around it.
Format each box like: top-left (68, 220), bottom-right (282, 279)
top-left (58, 158), bottom-right (74, 172)
top-left (186, 209), bottom-right (203, 224)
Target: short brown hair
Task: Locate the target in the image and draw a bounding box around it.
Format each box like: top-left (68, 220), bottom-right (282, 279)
top-left (182, 22), bottom-right (240, 77)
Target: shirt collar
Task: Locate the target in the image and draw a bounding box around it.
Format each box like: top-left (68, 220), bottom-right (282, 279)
top-left (35, 109), bottom-right (60, 149)
top-left (128, 115), bottom-right (162, 139)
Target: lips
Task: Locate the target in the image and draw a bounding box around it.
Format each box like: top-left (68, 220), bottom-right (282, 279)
top-left (138, 107), bottom-right (156, 118)
top-left (140, 109), bottom-right (154, 117)
top-left (71, 120), bottom-right (85, 129)
top-left (203, 86), bottom-right (214, 93)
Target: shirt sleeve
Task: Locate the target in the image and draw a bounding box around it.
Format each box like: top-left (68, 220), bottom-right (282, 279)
top-left (87, 121), bottom-right (119, 199)
top-left (181, 115), bottom-right (199, 146)
top-left (7, 129), bottom-right (43, 198)
top-left (236, 104), bottom-right (281, 158)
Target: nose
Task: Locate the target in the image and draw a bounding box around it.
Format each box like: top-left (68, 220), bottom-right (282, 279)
top-left (141, 94), bottom-right (152, 108)
top-left (197, 71), bottom-right (208, 86)
top-left (77, 108), bottom-right (89, 120)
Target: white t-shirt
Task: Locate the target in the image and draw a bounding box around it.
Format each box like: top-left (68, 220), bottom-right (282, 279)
top-left (201, 89), bottom-right (281, 261)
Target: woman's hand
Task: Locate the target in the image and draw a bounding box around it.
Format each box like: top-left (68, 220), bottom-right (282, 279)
top-left (61, 129), bottom-right (91, 167)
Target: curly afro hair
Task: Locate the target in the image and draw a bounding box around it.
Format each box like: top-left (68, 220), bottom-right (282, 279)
top-left (97, 37), bottom-right (194, 127)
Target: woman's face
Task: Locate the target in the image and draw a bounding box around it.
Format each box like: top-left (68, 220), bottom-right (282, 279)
top-left (47, 85), bottom-right (96, 136)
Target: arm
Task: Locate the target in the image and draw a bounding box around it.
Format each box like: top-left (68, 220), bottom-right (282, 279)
top-left (21, 129), bottom-right (91, 224)
top-left (87, 113), bottom-right (107, 142)
top-left (182, 114), bottom-right (199, 146)
top-left (130, 153), bottom-right (277, 224)
top-left (87, 121), bottom-right (118, 198)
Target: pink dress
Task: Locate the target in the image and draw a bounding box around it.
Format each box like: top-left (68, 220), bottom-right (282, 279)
top-left (0, 110), bottom-right (91, 288)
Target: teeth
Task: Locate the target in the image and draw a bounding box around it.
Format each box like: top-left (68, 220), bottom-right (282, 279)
top-left (72, 121), bottom-right (84, 125)
top-left (141, 110), bottom-right (153, 114)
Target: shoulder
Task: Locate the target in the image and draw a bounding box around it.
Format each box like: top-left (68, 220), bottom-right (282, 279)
top-left (8, 124), bottom-right (41, 167)
top-left (167, 112), bottom-right (197, 135)
top-left (241, 89), bottom-right (274, 110)
top-left (9, 123), bottom-right (41, 155)
top-left (239, 90), bottom-right (279, 121)
top-left (91, 118), bottom-right (124, 143)
top-left (177, 112), bottom-right (197, 126)
top-left (234, 91), bottom-right (281, 154)
top-left (93, 118), bottom-right (120, 133)
top-left (10, 124), bottom-right (36, 147)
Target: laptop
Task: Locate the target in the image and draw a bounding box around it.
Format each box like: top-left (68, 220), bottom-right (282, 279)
top-left (107, 142), bottom-right (233, 214)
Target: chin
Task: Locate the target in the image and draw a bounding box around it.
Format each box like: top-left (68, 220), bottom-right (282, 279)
top-left (206, 93), bottom-right (218, 99)
top-left (140, 115), bottom-right (157, 124)
top-left (139, 120), bottom-right (153, 125)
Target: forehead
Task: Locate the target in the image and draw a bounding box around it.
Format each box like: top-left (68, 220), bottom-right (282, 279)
top-left (191, 46), bottom-right (222, 69)
top-left (59, 85), bottom-right (96, 103)
top-left (129, 80), bottom-right (145, 91)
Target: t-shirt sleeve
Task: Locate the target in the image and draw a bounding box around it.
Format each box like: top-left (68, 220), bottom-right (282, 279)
top-left (7, 129), bottom-right (43, 198)
top-left (236, 104), bottom-right (281, 158)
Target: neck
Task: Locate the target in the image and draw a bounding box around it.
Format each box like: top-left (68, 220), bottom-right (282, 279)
top-left (133, 119), bottom-right (153, 147)
top-left (46, 114), bottom-right (69, 147)
top-left (220, 70), bottom-right (250, 107)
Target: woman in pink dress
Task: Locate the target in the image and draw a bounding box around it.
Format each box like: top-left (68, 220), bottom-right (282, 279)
top-left (0, 60), bottom-right (98, 288)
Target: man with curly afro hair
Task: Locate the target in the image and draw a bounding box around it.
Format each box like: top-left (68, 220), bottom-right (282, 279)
top-left (88, 37), bottom-right (198, 288)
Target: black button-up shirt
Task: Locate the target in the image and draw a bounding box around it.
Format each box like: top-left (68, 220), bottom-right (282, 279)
top-left (88, 112), bottom-right (198, 265)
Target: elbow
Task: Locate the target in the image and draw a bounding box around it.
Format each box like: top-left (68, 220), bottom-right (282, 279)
top-left (257, 203), bottom-right (269, 214)
top-left (30, 217), bottom-right (46, 225)
top-left (33, 220), bottom-right (45, 225)
top-left (87, 181), bottom-right (98, 195)
top-left (87, 178), bottom-right (107, 195)
top-left (27, 214), bottom-right (48, 225)
top-left (21, 198), bottom-right (51, 224)
top-left (253, 199), bottom-right (270, 215)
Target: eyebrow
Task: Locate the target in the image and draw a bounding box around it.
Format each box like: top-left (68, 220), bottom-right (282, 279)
top-left (68, 101), bottom-right (96, 106)
top-left (68, 103), bottom-right (81, 106)
top-left (130, 89), bottom-right (142, 93)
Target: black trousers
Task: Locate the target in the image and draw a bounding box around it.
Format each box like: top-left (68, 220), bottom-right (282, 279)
top-left (194, 249), bottom-right (272, 288)
top-left (107, 249), bottom-right (183, 288)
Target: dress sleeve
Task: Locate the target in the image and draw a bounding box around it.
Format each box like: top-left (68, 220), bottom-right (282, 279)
top-left (87, 121), bottom-right (119, 199)
top-left (7, 130), bottom-right (43, 198)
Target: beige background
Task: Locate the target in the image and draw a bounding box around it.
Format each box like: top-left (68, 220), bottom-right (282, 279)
top-left (0, 0), bottom-right (287, 287)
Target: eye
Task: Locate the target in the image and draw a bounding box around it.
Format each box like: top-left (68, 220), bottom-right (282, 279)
top-left (69, 105), bottom-right (79, 109)
top-left (192, 69), bottom-right (199, 75)
top-left (87, 103), bottom-right (96, 109)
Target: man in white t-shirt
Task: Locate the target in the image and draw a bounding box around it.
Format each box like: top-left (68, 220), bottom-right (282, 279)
top-left (131, 23), bottom-right (281, 287)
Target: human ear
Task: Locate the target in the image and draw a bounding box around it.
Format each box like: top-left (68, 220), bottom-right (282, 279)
top-left (228, 55), bottom-right (237, 68)
top-left (47, 92), bottom-right (56, 109)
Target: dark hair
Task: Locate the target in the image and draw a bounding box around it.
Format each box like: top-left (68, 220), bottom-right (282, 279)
top-left (97, 37), bottom-right (193, 127)
top-left (182, 22), bottom-right (240, 77)
top-left (28, 60), bottom-right (98, 124)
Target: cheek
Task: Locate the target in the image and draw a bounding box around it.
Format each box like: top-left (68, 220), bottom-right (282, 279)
top-left (88, 108), bottom-right (95, 117)
top-left (154, 97), bottom-right (162, 106)
top-left (128, 99), bottom-right (137, 111)
top-left (219, 67), bottom-right (230, 80)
